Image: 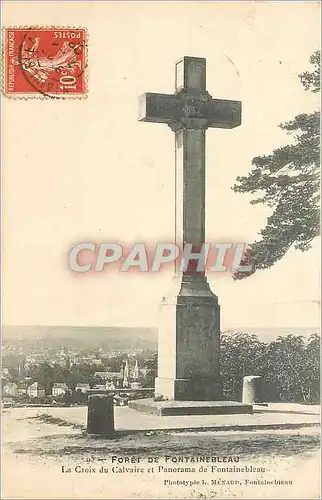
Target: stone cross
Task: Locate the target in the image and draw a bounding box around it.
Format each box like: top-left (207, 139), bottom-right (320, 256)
top-left (139, 57), bottom-right (241, 401)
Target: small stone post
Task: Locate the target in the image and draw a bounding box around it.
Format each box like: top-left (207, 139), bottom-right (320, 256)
top-left (242, 376), bottom-right (264, 405)
top-left (87, 394), bottom-right (115, 436)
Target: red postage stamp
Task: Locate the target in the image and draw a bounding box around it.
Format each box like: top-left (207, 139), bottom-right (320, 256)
top-left (3, 27), bottom-right (87, 98)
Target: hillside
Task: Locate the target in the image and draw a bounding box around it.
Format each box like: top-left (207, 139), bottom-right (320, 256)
top-left (2, 325), bottom-right (158, 350)
top-left (2, 325), bottom-right (318, 350)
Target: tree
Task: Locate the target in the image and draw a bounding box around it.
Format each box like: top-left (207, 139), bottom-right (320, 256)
top-left (62, 390), bottom-right (73, 406)
top-left (141, 353), bottom-right (157, 388)
top-left (220, 331), bottom-right (320, 403)
top-left (36, 362), bottom-right (55, 395)
top-left (66, 364), bottom-right (97, 390)
top-left (262, 334), bottom-right (308, 402)
top-left (303, 333), bottom-right (320, 403)
top-left (232, 51), bottom-right (320, 279)
top-left (220, 332), bottom-right (266, 400)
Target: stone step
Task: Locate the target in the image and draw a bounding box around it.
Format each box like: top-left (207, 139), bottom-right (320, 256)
top-left (129, 399), bottom-right (253, 416)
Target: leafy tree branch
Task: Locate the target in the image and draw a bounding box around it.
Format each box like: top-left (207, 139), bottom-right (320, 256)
top-left (232, 51), bottom-right (320, 279)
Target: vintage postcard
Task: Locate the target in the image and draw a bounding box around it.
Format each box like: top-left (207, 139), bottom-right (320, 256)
top-left (1, 1), bottom-right (320, 499)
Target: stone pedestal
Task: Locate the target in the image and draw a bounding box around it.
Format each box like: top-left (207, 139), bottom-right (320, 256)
top-left (242, 376), bottom-right (264, 405)
top-left (87, 394), bottom-right (115, 436)
top-left (155, 275), bottom-right (221, 401)
top-left (129, 399), bottom-right (253, 416)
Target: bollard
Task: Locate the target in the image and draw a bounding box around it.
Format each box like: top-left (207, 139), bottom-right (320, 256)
top-left (87, 394), bottom-right (115, 436)
top-left (242, 375), bottom-right (265, 405)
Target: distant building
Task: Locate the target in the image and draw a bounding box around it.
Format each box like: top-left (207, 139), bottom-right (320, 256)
top-left (2, 397), bottom-right (14, 407)
top-left (139, 367), bottom-right (148, 378)
top-left (92, 384), bottom-right (106, 391)
top-left (16, 382), bottom-right (28, 396)
top-left (95, 371), bottom-right (123, 388)
top-left (133, 359), bottom-right (139, 380)
top-left (18, 361), bottom-right (25, 378)
top-left (80, 357), bottom-right (102, 366)
top-left (3, 382), bottom-right (18, 397)
top-left (123, 360), bottom-right (129, 388)
top-left (80, 357), bottom-right (92, 365)
top-left (52, 383), bottom-right (69, 397)
top-left (92, 359), bottom-right (103, 366)
top-left (27, 382), bottom-right (45, 398)
top-left (75, 383), bottom-right (90, 393)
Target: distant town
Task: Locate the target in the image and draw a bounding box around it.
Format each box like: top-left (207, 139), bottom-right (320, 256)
top-left (2, 338), bottom-right (157, 408)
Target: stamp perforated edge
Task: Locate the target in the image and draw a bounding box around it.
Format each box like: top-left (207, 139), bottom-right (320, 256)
top-left (1, 25), bottom-right (89, 100)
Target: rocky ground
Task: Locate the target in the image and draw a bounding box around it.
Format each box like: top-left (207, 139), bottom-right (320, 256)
top-left (2, 406), bottom-right (320, 499)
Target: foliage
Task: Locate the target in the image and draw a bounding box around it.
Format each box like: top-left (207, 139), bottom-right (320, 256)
top-left (141, 333), bottom-right (319, 403)
top-left (141, 353), bottom-right (158, 388)
top-left (62, 390), bottom-right (73, 406)
top-left (100, 355), bottom-right (124, 372)
top-left (23, 362), bottom-right (97, 394)
top-left (220, 332), bottom-right (320, 403)
top-left (232, 51), bottom-right (320, 279)
top-left (220, 332), bottom-right (266, 400)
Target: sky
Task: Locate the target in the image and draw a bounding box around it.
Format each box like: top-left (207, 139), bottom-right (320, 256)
top-left (2, 1), bottom-right (320, 329)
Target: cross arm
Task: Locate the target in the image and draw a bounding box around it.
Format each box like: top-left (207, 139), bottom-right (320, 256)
top-left (208, 99), bottom-right (241, 129)
top-left (139, 92), bottom-right (241, 129)
top-left (139, 92), bottom-right (182, 124)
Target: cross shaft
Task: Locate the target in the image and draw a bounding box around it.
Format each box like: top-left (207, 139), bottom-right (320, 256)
top-left (139, 56), bottom-right (241, 277)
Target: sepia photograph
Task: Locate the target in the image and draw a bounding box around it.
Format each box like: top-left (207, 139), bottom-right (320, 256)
top-left (1, 1), bottom-right (320, 499)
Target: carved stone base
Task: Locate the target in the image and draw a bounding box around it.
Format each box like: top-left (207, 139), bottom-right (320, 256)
top-left (156, 275), bottom-right (222, 402)
top-left (155, 377), bottom-right (222, 401)
top-left (129, 399), bottom-right (253, 416)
